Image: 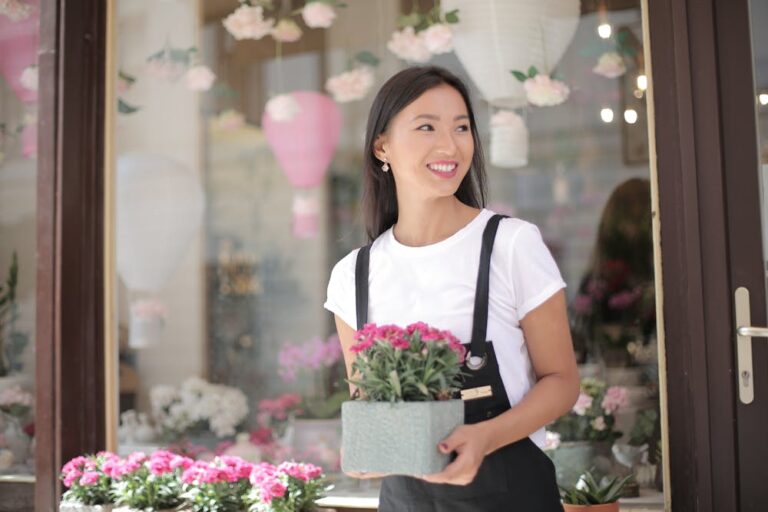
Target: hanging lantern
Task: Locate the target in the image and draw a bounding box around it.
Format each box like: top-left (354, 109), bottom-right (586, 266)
top-left (262, 91), bottom-right (341, 239)
top-left (489, 110), bottom-right (528, 168)
top-left (0, 0), bottom-right (39, 104)
top-left (128, 298), bottom-right (168, 349)
top-left (442, 0), bottom-right (580, 108)
top-left (116, 153), bottom-right (205, 293)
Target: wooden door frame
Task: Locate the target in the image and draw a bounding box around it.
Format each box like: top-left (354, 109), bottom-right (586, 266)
top-left (30, 0), bottom-right (757, 510)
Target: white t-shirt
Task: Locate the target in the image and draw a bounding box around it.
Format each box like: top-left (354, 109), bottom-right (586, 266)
top-left (323, 208), bottom-right (567, 447)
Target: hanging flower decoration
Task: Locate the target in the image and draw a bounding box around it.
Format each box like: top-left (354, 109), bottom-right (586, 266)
top-left (265, 93), bottom-right (301, 122)
top-left (511, 66), bottom-right (570, 107)
top-left (145, 44), bottom-right (196, 82)
top-left (18, 64), bottom-right (36, 91)
top-left (271, 18), bottom-right (303, 43)
top-left (387, 6), bottom-right (459, 63)
top-left (223, 3), bottom-right (275, 41)
top-left (117, 70), bottom-right (141, 115)
top-left (185, 64), bottom-right (216, 91)
top-left (325, 51), bottom-right (379, 103)
top-left (593, 51), bottom-right (626, 78)
top-left (0, 0), bottom-right (33, 22)
top-left (301, 0), bottom-right (341, 29)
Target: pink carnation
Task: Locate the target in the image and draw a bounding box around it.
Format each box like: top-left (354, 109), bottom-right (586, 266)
top-left (572, 293), bottom-right (593, 315)
top-left (608, 287), bottom-right (642, 310)
top-left (301, 1), bottom-right (337, 28)
top-left (79, 471), bottom-right (101, 486)
top-left (573, 392), bottom-right (593, 415)
top-left (387, 27), bottom-right (431, 63)
top-left (223, 5), bottom-right (274, 41)
top-left (325, 67), bottom-right (374, 103)
top-left (62, 470), bottom-right (82, 488)
top-left (523, 74), bottom-right (570, 107)
top-left (601, 386), bottom-right (629, 414)
top-left (278, 461), bottom-right (323, 482)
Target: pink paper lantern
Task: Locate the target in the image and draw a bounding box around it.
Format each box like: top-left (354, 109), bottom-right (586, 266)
top-left (0, 0), bottom-right (40, 104)
top-left (262, 91), bottom-right (342, 189)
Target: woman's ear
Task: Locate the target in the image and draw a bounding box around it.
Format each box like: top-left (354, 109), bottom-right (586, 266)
top-left (373, 134), bottom-right (387, 162)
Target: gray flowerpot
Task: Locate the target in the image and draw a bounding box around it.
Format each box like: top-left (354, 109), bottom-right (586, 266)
top-left (341, 400), bottom-right (463, 476)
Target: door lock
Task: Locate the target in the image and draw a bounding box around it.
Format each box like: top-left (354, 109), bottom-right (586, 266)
top-left (735, 287), bottom-right (768, 404)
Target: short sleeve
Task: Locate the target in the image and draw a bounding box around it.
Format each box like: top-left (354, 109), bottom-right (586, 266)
top-left (323, 249), bottom-right (359, 329)
top-left (509, 222), bottom-right (567, 320)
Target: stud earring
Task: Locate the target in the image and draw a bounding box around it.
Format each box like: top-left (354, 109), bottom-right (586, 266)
top-left (381, 161), bottom-right (390, 172)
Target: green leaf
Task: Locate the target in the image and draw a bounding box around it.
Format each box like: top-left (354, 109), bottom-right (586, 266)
top-left (445, 10), bottom-right (460, 24)
top-left (528, 65), bottom-right (539, 78)
top-left (355, 51), bottom-right (380, 67)
top-left (118, 99), bottom-right (141, 115)
top-left (511, 70), bottom-right (528, 82)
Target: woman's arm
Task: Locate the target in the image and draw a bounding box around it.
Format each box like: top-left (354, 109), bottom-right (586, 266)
top-left (423, 290), bottom-right (580, 485)
top-left (333, 314), bottom-right (359, 396)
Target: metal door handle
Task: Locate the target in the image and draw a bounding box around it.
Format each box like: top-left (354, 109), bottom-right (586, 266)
top-left (735, 287), bottom-right (768, 404)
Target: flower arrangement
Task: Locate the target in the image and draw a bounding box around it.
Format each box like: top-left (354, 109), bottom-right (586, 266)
top-left (0, 384), bottom-right (32, 418)
top-left (387, 6), bottom-right (460, 63)
top-left (223, 0), bottom-right (345, 43)
top-left (347, 322), bottom-right (467, 402)
top-left (60, 452), bottom-right (118, 506)
top-left (560, 470), bottom-right (634, 510)
top-left (108, 450), bottom-right (192, 510)
top-left (548, 378), bottom-right (628, 443)
top-left (244, 461), bottom-right (329, 512)
top-left (511, 66), bottom-right (570, 107)
top-left (180, 456), bottom-right (254, 512)
top-left (150, 377), bottom-right (249, 441)
top-left (0, 0), bottom-right (33, 22)
top-left (255, 393), bottom-right (303, 435)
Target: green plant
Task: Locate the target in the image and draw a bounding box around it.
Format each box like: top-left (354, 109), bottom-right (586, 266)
top-left (347, 323), bottom-right (466, 402)
top-left (0, 252), bottom-right (27, 377)
top-left (548, 378), bottom-right (628, 443)
top-left (560, 470), bottom-right (634, 505)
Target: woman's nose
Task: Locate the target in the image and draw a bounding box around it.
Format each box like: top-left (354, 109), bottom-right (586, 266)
top-left (435, 128), bottom-right (458, 155)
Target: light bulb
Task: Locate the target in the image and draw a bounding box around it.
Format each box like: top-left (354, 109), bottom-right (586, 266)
top-left (598, 23), bottom-right (612, 39)
top-left (637, 74), bottom-right (648, 91)
top-left (624, 109), bottom-right (638, 124)
top-left (759, 93), bottom-right (768, 106)
top-left (600, 108), bottom-right (614, 123)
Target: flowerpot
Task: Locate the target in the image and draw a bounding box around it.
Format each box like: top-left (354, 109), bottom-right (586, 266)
top-left (551, 440), bottom-right (613, 488)
top-left (59, 503), bottom-right (114, 512)
top-left (563, 503), bottom-right (619, 512)
top-left (341, 400), bottom-right (463, 476)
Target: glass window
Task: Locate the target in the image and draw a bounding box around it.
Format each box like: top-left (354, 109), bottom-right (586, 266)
top-left (0, 0), bottom-right (40, 478)
top-left (111, 0), bottom-right (664, 507)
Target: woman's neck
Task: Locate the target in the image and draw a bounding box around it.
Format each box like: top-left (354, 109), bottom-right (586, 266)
top-left (392, 197), bottom-right (482, 247)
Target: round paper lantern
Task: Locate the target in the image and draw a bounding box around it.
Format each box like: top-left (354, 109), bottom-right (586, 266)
top-left (262, 91), bottom-right (341, 238)
top-left (116, 153), bottom-right (205, 293)
top-left (490, 110), bottom-right (528, 168)
top-left (0, 0), bottom-right (39, 104)
top-left (442, 0), bottom-right (580, 108)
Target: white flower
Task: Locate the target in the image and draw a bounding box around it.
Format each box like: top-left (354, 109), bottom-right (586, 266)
top-left (0, 385), bottom-right (33, 407)
top-left (543, 430), bottom-right (561, 451)
top-left (325, 66), bottom-right (375, 103)
top-left (572, 392), bottom-right (593, 416)
top-left (0, 0), bottom-right (33, 22)
top-left (302, 1), bottom-right (337, 29)
top-left (422, 23), bottom-right (454, 55)
top-left (387, 27), bottom-right (431, 63)
top-left (185, 65), bottom-right (216, 91)
top-left (523, 74), bottom-right (570, 107)
top-left (593, 51), bottom-right (626, 78)
top-left (223, 5), bottom-right (275, 41)
top-left (19, 65), bottom-right (38, 92)
top-left (266, 93), bottom-right (301, 122)
top-left (591, 416), bottom-right (607, 431)
top-left (272, 18), bottom-right (303, 43)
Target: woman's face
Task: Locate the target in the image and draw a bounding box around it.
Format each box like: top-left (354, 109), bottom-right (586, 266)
top-left (374, 84), bottom-right (474, 201)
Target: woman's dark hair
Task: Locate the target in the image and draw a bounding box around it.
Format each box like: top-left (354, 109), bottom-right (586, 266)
top-left (362, 66), bottom-right (487, 242)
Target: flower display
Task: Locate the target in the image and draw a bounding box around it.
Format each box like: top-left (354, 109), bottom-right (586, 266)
top-left (347, 322), bottom-right (466, 402)
top-left (108, 450), bottom-right (192, 509)
top-left (278, 334), bottom-right (342, 382)
top-left (223, 4), bottom-right (275, 41)
top-left (325, 66), bottom-right (375, 103)
top-left (244, 461), bottom-right (329, 511)
top-left (271, 18), bottom-right (303, 43)
top-left (301, 1), bottom-right (337, 29)
top-left (523, 74), bottom-right (570, 106)
top-left (421, 23), bottom-right (454, 54)
top-left (0, 385), bottom-right (33, 418)
top-left (185, 65), bottom-right (216, 91)
top-left (593, 51), bottom-right (627, 78)
top-left (265, 93), bottom-right (301, 122)
top-left (60, 452), bottom-right (118, 505)
top-left (0, 0), bottom-right (33, 22)
top-left (387, 6), bottom-right (459, 62)
top-left (387, 26), bottom-right (432, 63)
top-left (548, 378), bottom-right (628, 443)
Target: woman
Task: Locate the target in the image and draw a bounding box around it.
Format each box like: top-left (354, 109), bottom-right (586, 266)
top-left (324, 66), bottom-right (579, 511)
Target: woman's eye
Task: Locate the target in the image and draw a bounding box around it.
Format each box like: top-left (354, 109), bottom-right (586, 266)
top-left (457, 124), bottom-right (470, 132)
top-left (417, 124), bottom-right (434, 131)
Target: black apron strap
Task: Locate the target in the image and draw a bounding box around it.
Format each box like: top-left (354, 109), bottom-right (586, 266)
top-left (469, 214), bottom-right (508, 359)
top-left (354, 244), bottom-right (372, 330)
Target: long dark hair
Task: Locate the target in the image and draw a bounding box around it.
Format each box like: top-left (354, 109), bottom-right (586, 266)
top-left (361, 66), bottom-right (488, 242)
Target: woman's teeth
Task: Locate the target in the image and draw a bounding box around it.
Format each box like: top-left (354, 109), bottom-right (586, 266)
top-left (428, 164), bottom-right (457, 173)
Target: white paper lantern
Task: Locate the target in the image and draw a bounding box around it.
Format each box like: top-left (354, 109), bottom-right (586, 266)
top-left (117, 153), bottom-right (205, 293)
top-left (490, 110), bottom-right (529, 168)
top-left (443, 0), bottom-right (580, 108)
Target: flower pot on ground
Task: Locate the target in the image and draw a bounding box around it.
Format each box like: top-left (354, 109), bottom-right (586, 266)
top-left (60, 452), bottom-right (119, 511)
top-left (560, 470), bottom-right (633, 512)
top-left (341, 323), bottom-right (466, 477)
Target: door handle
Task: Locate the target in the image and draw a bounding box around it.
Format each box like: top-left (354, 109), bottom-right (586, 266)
top-left (735, 287), bottom-right (768, 404)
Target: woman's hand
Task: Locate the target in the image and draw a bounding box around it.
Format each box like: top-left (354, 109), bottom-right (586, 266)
top-left (420, 423), bottom-right (490, 486)
top-left (344, 470), bottom-right (390, 479)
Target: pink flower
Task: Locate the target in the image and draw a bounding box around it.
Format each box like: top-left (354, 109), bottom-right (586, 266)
top-left (572, 293), bottom-right (592, 315)
top-left (148, 451), bottom-right (176, 475)
top-left (601, 386), bottom-right (629, 414)
top-left (250, 427), bottom-right (274, 446)
top-left (101, 458), bottom-right (123, 479)
top-left (185, 65), bottom-right (216, 92)
top-left (170, 454), bottom-right (194, 471)
top-left (302, 1), bottom-right (337, 29)
top-left (325, 67), bottom-right (374, 103)
top-left (278, 461), bottom-right (323, 481)
top-left (523, 75), bottom-right (570, 107)
top-left (223, 5), bottom-right (275, 41)
top-left (422, 24), bottom-right (454, 54)
top-left (272, 19), bottom-right (302, 42)
top-left (608, 287), bottom-right (642, 310)
top-left (387, 27), bottom-right (431, 63)
top-left (573, 392), bottom-right (593, 415)
top-left (79, 471), bottom-right (101, 486)
top-left (62, 456), bottom-right (88, 475)
top-left (260, 476), bottom-right (288, 503)
top-left (543, 430), bottom-right (561, 451)
top-left (265, 94), bottom-right (301, 122)
top-left (220, 455), bottom-right (254, 479)
top-left (62, 471), bottom-right (82, 488)
top-left (593, 51), bottom-right (626, 78)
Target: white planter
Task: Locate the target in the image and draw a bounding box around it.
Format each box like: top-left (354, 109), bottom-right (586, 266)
top-left (59, 503), bottom-right (114, 512)
top-left (341, 400), bottom-right (463, 476)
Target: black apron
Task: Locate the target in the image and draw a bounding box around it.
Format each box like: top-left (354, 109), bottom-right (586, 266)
top-left (354, 214), bottom-right (563, 512)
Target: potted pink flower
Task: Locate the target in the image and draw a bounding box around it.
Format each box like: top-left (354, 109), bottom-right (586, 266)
top-left (244, 461), bottom-right (329, 512)
top-left (60, 452), bottom-right (119, 511)
top-left (109, 450), bottom-right (193, 511)
top-left (179, 455), bottom-right (253, 512)
top-left (341, 322), bottom-right (466, 476)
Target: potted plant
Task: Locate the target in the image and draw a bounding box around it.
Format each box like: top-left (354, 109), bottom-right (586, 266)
top-left (60, 452), bottom-right (118, 511)
top-left (244, 461), bottom-right (330, 512)
top-left (179, 455), bottom-right (254, 512)
top-left (548, 378), bottom-right (629, 487)
top-left (109, 450), bottom-right (193, 511)
top-left (560, 470), bottom-right (634, 511)
top-left (341, 322), bottom-right (466, 476)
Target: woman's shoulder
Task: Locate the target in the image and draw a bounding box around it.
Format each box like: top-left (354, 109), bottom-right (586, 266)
top-left (490, 211), bottom-right (542, 241)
